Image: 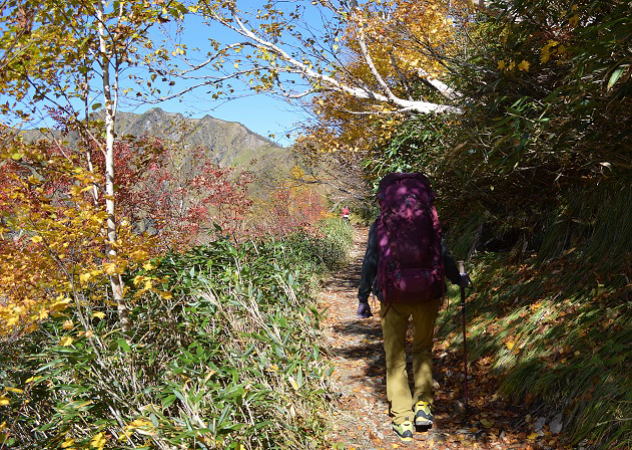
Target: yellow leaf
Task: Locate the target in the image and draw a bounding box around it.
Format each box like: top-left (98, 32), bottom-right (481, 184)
top-left (118, 430), bottom-right (133, 441)
top-left (62, 320), bottom-right (74, 330)
top-left (90, 431), bottom-right (107, 449)
top-left (288, 376), bottom-right (300, 390)
top-left (203, 370), bottom-right (217, 382)
top-left (127, 418), bottom-right (153, 429)
top-left (92, 311), bottom-right (105, 320)
top-left (505, 340), bottom-right (515, 350)
top-left (84, 329), bottom-right (95, 338)
top-left (79, 272), bottom-right (92, 283)
top-left (59, 336), bottom-right (74, 347)
top-left (49, 297), bottom-right (71, 313)
top-left (5, 387), bottom-right (23, 394)
top-left (527, 432), bottom-right (539, 440)
top-left (0, 396), bottom-right (9, 406)
top-left (497, 60), bottom-right (506, 70)
top-left (518, 60), bottom-right (530, 72)
top-left (27, 175), bottom-right (41, 185)
top-left (103, 262), bottom-right (118, 275)
top-left (142, 261), bottom-right (155, 271)
top-left (25, 376), bottom-right (41, 384)
top-left (129, 250), bottom-right (149, 262)
top-left (30, 235), bottom-right (43, 243)
top-left (61, 438), bottom-right (75, 448)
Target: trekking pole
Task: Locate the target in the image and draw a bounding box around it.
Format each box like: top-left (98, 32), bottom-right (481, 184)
top-left (457, 260), bottom-right (469, 413)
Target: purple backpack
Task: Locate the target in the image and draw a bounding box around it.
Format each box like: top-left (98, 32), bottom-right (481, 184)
top-left (376, 173), bottom-right (445, 304)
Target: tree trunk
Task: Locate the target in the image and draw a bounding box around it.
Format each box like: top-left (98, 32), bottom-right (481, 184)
top-left (98, 1), bottom-right (128, 331)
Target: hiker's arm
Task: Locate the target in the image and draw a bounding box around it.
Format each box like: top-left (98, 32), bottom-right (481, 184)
top-left (358, 221), bottom-right (378, 302)
top-left (441, 241), bottom-right (462, 285)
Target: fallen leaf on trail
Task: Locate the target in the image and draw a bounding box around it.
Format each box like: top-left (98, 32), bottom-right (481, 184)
top-left (480, 418), bottom-right (493, 428)
top-left (505, 340), bottom-right (515, 350)
top-left (527, 432), bottom-right (539, 440)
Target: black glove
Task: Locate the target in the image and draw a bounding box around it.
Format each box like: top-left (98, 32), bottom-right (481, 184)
top-left (459, 273), bottom-right (473, 289)
top-left (357, 301), bottom-right (373, 318)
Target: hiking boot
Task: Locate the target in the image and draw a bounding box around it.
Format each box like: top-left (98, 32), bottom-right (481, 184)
top-left (392, 420), bottom-right (414, 442)
top-left (414, 401), bottom-right (434, 427)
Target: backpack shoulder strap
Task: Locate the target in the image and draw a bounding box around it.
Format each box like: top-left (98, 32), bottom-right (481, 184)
top-left (429, 204), bottom-right (443, 269)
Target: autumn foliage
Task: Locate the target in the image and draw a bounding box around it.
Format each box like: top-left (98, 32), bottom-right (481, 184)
top-left (0, 133), bottom-right (258, 337)
top-left (102, 139), bottom-right (254, 246)
top-left (250, 166), bottom-right (329, 237)
top-left (296, 0), bottom-right (470, 156)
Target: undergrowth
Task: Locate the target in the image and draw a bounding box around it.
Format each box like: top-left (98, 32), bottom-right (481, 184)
top-left (437, 253), bottom-right (631, 449)
top-left (0, 220), bottom-right (352, 448)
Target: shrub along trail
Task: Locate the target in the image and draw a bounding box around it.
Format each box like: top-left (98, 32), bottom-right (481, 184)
top-left (319, 227), bottom-right (566, 449)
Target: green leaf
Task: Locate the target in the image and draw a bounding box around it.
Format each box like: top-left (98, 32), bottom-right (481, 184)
top-left (91, 102), bottom-right (102, 111)
top-left (607, 67), bottom-right (624, 90)
top-left (116, 338), bottom-right (131, 353)
top-left (161, 394), bottom-right (176, 408)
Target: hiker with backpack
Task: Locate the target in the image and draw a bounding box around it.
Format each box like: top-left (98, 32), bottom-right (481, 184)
top-left (357, 172), bottom-right (465, 442)
top-left (341, 205), bottom-right (351, 222)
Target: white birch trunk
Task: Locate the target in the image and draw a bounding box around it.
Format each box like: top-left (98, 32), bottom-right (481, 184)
top-left (97, 1), bottom-right (128, 330)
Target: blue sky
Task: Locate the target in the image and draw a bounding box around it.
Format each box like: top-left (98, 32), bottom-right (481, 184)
top-left (3, 1), bottom-right (331, 146)
top-left (123, 4), bottom-right (328, 146)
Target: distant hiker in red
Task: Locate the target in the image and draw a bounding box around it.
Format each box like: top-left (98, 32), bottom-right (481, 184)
top-left (341, 206), bottom-right (350, 222)
top-left (357, 172), bottom-right (464, 442)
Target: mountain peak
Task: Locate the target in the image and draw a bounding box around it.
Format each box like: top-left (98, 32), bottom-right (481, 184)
top-left (114, 109), bottom-right (289, 170)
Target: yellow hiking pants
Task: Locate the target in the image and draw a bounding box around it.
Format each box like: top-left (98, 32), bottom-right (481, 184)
top-left (380, 298), bottom-right (441, 424)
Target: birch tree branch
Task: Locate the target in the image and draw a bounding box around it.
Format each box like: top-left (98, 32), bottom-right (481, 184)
top-left (202, 6), bottom-right (463, 114)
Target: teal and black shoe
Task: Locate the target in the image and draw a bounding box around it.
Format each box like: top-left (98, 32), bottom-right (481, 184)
top-left (414, 401), bottom-right (434, 427)
top-left (392, 420), bottom-right (414, 442)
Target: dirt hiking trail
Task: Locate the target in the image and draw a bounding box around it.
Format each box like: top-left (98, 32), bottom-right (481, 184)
top-left (319, 227), bottom-right (565, 449)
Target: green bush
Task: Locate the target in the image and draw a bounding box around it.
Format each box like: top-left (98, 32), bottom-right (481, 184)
top-left (0, 231), bottom-right (349, 448)
top-left (280, 218), bottom-right (353, 273)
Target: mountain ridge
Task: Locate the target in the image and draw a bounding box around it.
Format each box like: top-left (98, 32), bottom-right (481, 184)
top-left (22, 107), bottom-right (296, 185)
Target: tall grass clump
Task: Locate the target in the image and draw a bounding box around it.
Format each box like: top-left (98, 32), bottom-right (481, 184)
top-left (437, 249), bottom-right (631, 449)
top-left (281, 218), bottom-right (353, 273)
top-left (0, 228), bottom-right (351, 449)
